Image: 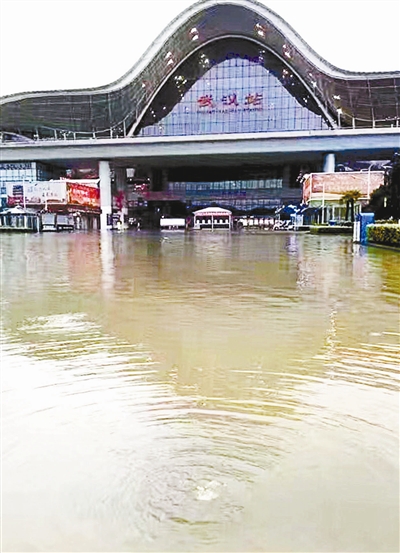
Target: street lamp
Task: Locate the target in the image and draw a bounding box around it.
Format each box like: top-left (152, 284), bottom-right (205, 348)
top-left (337, 108), bottom-right (343, 128)
top-left (21, 175), bottom-right (30, 211)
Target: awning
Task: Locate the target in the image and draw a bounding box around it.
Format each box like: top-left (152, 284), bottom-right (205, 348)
top-left (193, 206), bottom-right (232, 216)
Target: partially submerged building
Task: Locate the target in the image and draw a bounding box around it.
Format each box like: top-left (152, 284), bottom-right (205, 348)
top-left (0, 0), bottom-right (398, 227)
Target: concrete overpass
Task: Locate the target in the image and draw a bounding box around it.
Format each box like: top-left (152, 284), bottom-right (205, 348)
top-left (1, 127), bottom-right (398, 230)
top-left (1, 128), bottom-right (399, 168)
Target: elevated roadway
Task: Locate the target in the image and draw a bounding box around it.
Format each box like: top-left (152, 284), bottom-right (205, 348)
top-left (1, 128), bottom-right (399, 168)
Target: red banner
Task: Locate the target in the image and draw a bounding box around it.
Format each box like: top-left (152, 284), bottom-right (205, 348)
top-left (67, 182), bottom-right (100, 208)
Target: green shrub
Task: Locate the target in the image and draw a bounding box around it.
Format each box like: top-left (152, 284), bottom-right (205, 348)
top-left (375, 219), bottom-right (399, 225)
top-left (310, 225), bottom-right (353, 234)
top-left (367, 224), bottom-right (400, 247)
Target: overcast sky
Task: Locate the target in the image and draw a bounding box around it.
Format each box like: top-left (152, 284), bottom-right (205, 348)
top-left (1, 0), bottom-right (399, 97)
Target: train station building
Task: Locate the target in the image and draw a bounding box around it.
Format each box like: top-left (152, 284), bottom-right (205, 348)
top-left (1, 0), bottom-right (399, 228)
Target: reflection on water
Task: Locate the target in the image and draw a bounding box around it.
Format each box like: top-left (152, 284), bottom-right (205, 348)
top-left (1, 231), bottom-right (399, 552)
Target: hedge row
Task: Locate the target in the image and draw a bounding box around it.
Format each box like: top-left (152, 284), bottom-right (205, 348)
top-left (367, 224), bottom-right (400, 248)
top-left (375, 220), bottom-right (399, 225)
top-left (310, 226), bottom-right (353, 234)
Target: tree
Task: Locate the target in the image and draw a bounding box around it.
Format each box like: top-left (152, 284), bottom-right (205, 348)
top-left (368, 153), bottom-right (400, 219)
top-left (385, 152), bottom-right (400, 219)
top-left (341, 190), bottom-right (362, 222)
top-left (368, 185), bottom-right (389, 220)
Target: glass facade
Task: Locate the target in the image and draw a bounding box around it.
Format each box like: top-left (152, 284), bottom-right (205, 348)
top-left (169, 179), bottom-right (283, 193)
top-left (189, 198), bottom-right (281, 210)
top-left (138, 50), bottom-right (330, 137)
top-left (164, 171), bottom-right (305, 211)
top-left (168, 179), bottom-right (284, 210)
top-left (1, 3), bottom-right (399, 137)
top-left (0, 162), bottom-right (59, 184)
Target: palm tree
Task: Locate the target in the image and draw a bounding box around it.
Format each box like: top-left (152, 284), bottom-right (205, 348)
top-left (341, 190), bottom-right (362, 222)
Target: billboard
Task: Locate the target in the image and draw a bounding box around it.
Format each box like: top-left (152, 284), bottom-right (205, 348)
top-left (303, 172), bottom-right (384, 203)
top-left (66, 181), bottom-right (100, 208)
top-left (6, 181), bottom-right (67, 206)
top-left (4, 179), bottom-right (99, 208)
top-left (65, 167), bottom-right (99, 179)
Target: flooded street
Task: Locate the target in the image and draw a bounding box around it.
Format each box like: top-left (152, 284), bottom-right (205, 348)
top-left (1, 231), bottom-right (399, 552)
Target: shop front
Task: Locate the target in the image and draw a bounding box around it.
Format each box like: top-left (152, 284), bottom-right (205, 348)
top-left (2, 179), bottom-right (101, 231)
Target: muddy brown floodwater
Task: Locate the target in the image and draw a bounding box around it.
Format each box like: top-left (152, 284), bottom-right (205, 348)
top-left (1, 231), bottom-right (399, 552)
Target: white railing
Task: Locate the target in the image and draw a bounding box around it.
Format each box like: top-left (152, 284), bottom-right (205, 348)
top-left (2, 121), bottom-right (400, 146)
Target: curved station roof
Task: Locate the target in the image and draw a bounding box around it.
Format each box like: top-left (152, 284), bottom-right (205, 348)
top-left (1, 0), bottom-right (399, 140)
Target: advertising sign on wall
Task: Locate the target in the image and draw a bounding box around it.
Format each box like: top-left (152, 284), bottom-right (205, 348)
top-left (6, 181), bottom-right (67, 206)
top-left (5, 179), bottom-right (100, 208)
top-left (303, 172), bottom-right (384, 203)
top-left (65, 167), bottom-right (99, 179)
top-left (66, 181), bottom-right (100, 208)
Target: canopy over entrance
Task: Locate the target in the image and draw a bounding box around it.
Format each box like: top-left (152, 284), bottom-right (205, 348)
top-left (193, 207), bottom-right (232, 217)
top-left (3, 205), bottom-right (31, 215)
top-left (193, 206), bottom-right (232, 230)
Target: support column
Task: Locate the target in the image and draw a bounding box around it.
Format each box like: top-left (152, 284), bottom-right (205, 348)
top-left (323, 153), bottom-right (335, 173)
top-left (100, 231), bottom-right (115, 293)
top-left (282, 165), bottom-right (291, 187)
top-left (99, 160), bottom-right (112, 231)
top-left (322, 154), bottom-right (335, 223)
top-left (115, 166), bottom-right (128, 229)
top-left (162, 169), bottom-right (168, 190)
top-left (151, 168), bottom-right (163, 191)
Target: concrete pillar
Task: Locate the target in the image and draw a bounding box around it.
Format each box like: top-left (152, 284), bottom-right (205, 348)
top-left (100, 231), bottom-right (115, 293)
top-left (115, 166), bottom-right (128, 229)
top-left (323, 153), bottom-right (335, 173)
top-left (162, 169), bottom-right (168, 189)
top-left (151, 168), bottom-right (163, 191)
top-left (282, 165), bottom-right (291, 188)
top-left (99, 160), bottom-right (112, 230)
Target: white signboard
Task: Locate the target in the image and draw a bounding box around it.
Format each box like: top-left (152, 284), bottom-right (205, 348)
top-left (5, 181), bottom-right (67, 204)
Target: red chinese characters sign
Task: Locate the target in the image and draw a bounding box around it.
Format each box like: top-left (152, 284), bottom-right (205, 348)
top-left (197, 92), bottom-right (263, 112)
top-left (67, 181), bottom-right (100, 208)
top-left (197, 95), bottom-right (215, 108)
top-left (221, 93), bottom-right (239, 107)
top-left (244, 93), bottom-right (262, 106)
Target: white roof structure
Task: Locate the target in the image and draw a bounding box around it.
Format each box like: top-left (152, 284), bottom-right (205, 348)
top-left (193, 207), bottom-right (232, 217)
top-left (4, 205), bottom-right (28, 214)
